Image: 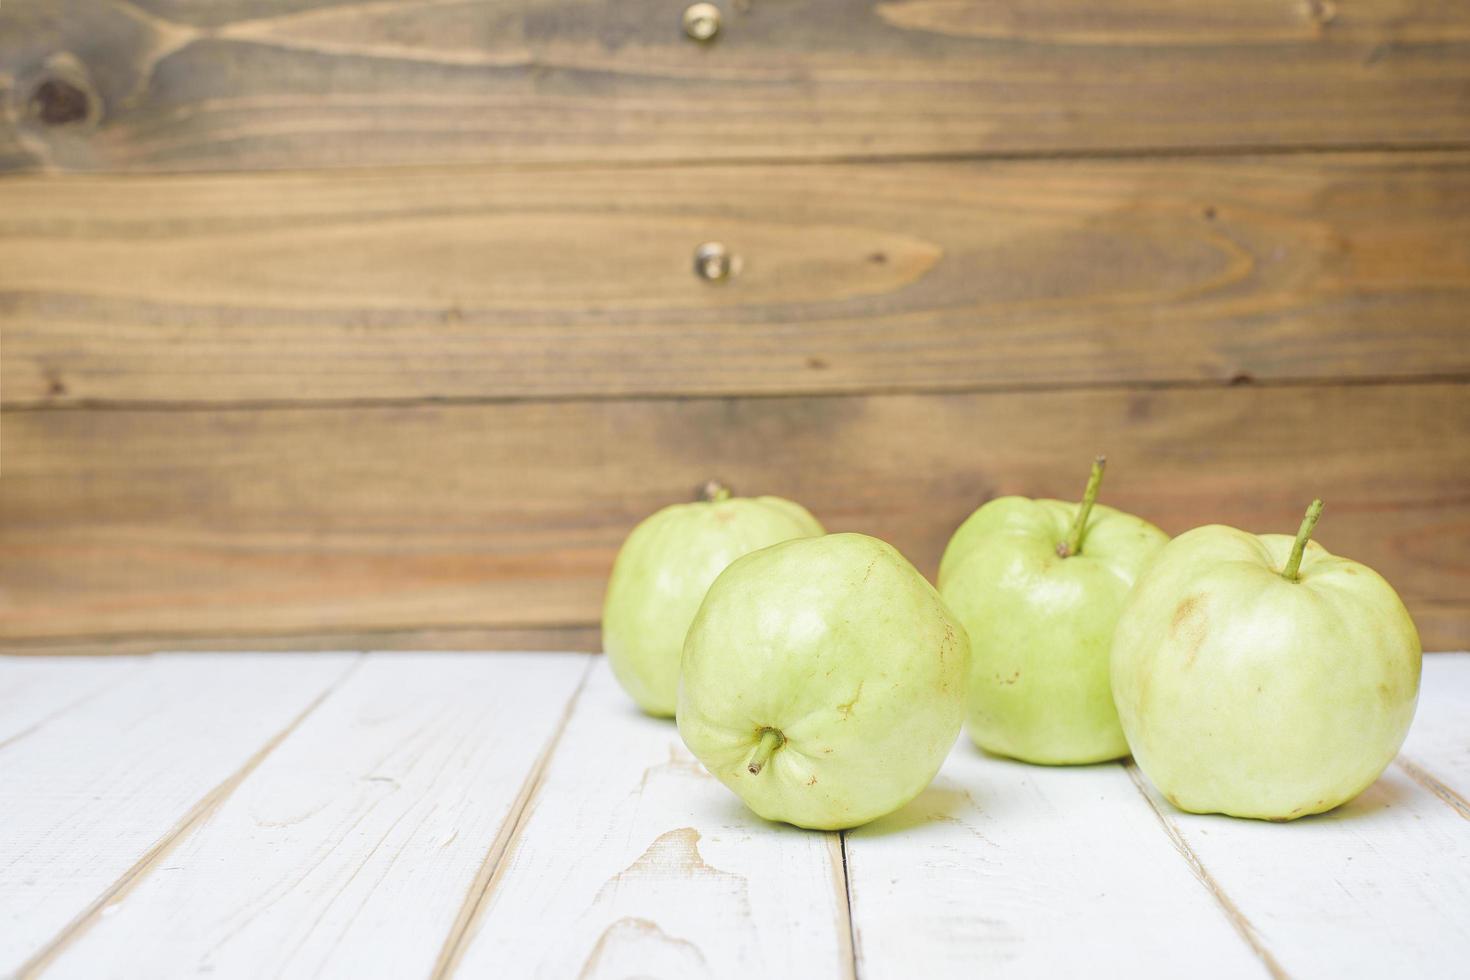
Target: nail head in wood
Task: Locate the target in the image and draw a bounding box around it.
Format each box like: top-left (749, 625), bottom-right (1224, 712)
top-left (693, 241), bottom-right (733, 282)
top-left (683, 3), bottom-right (721, 41)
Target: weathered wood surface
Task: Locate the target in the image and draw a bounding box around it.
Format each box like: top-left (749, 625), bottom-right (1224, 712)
top-left (0, 626), bottom-right (605, 656)
top-left (0, 653), bottom-right (358, 978)
top-left (2, 654), bottom-right (1468, 978)
top-left (37, 653), bottom-right (590, 980)
top-left (3, 153), bottom-right (1469, 406)
top-left (842, 744), bottom-right (1269, 976)
top-left (1135, 760), bottom-right (1470, 975)
top-left (3, 0), bottom-right (1470, 172)
top-left (452, 659), bottom-right (852, 977)
top-left (3, 382), bottom-right (1466, 649)
top-left (0, 656), bottom-right (139, 743)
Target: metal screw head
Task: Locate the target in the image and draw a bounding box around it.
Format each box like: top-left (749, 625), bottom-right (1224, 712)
top-left (683, 3), bottom-right (721, 41)
top-left (693, 242), bottom-right (733, 281)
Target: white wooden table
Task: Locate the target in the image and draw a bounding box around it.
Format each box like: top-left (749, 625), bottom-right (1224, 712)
top-left (2, 652), bottom-right (1466, 979)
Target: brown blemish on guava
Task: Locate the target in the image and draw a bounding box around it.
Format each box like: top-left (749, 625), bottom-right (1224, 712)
top-left (837, 681), bottom-right (865, 719)
top-left (862, 559), bottom-right (877, 583)
top-left (996, 670), bottom-right (1021, 686)
top-left (1171, 594), bottom-right (1200, 630)
top-left (1133, 659), bottom-right (1153, 716)
top-left (807, 775), bottom-right (818, 786)
top-left (1171, 594), bottom-right (1209, 667)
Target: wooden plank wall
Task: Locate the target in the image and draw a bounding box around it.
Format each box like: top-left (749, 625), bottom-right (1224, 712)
top-left (2, 0), bottom-right (1468, 654)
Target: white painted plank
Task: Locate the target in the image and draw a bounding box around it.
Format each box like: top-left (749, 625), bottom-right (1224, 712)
top-left (844, 744), bottom-right (1269, 979)
top-left (0, 652), bottom-right (357, 978)
top-left (1140, 762), bottom-right (1470, 977)
top-left (452, 659), bottom-right (852, 979)
top-left (1401, 653), bottom-right (1470, 806)
top-left (0, 656), bottom-right (143, 746)
top-left (42, 652), bottom-right (591, 980)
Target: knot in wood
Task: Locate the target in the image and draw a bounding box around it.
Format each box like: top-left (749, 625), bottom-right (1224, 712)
top-left (29, 77), bottom-right (93, 126)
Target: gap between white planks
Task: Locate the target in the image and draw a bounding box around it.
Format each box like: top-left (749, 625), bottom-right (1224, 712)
top-left (9, 652), bottom-right (594, 980)
top-left (443, 660), bottom-right (854, 979)
top-left (0, 653), bottom-right (360, 978)
top-left (0, 653), bottom-right (1466, 979)
top-left (1399, 653), bottom-right (1470, 817)
top-left (844, 655), bottom-right (1470, 979)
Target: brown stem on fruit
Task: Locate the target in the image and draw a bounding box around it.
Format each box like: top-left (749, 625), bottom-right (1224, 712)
top-left (745, 727), bottom-right (784, 775)
top-left (698, 479), bottom-right (733, 503)
top-left (1057, 456), bottom-right (1107, 558)
top-left (1282, 499), bottom-right (1324, 581)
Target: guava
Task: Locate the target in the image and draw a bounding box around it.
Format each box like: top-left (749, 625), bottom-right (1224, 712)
top-left (1111, 500), bottom-right (1422, 820)
top-left (602, 481), bottom-right (822, 716)
top-left (939, 458), bottom-right (1168, 764)
top-left (677, 532), bottom-right (969, 830)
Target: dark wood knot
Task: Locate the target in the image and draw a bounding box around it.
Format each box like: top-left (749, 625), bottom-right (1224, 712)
top-left (29, 77), bottom-right (92, 126)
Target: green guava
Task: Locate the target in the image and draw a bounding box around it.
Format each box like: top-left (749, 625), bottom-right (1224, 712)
top-left (938, 459), bottom-right (1168, 764)
top-left (602, 482), bottom-right (822, 717)
top-left (1111, 500), bottom-right (1422, 820)
top-left (677, 532), bottom-right (969, 830)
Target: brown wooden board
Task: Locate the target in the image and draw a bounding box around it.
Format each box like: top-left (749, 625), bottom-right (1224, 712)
top-left (4, 152), bottom-right (1469, 407)
top-left (3, 382), bottom-right (1466, 649)
top-left (3, 0), bottom-right (1469, 172)
top-left (1408, 604), bottom-right (1470, 654)
top-left (0, 626), bottom-right (603, 655)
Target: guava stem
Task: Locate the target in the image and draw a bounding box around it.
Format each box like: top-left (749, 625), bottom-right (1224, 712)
top-left (1057, 455), bottom-right (1107, 558)
top-left (699, 479), bottom-right (733, 503)
top-left (745, 727), bottom-right (784, 775)
top-left (1282, 498), bottom-right (1325, 581)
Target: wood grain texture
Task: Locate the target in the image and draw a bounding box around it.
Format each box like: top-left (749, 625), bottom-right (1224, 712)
top-left (0, 653), bottom-right (357, 978)
top-left (8, 654), bottom-right (1467, 977)
top-left (3, 0), bottom-right (1470, 172)
top-left (2, 382), bottom-right (1466, 649)
top-left (39, 653), bottom-right (591, 980)
top-left (1402, 603), bottom-right (1470, 655)
top-left (4, 152), bottom-right (1470, 406)
top-left (3, 629), bottom-right (1461, 659)
top-left (1133, 762), bottom-right (1470, 976)
top-left (0, 655), bottom-right (140, 744)
top-left (0, 626), bottom-right (604, 656)
top-left (843, 743), bottom-right (1271, 977)
top-left (452, 659), bottom-right (852, 978)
